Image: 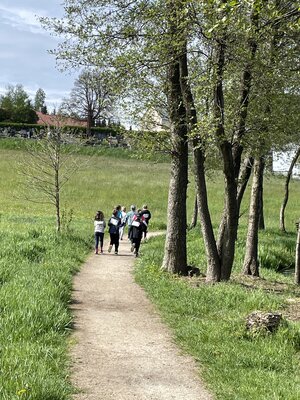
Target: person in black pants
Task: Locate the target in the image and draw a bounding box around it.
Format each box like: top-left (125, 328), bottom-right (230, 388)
top-left (108, 209), bottom-right (121, 254)
top-left (140, 204), bottom-right (152, 239)
top-left (130, 212), bottom-right (147, 257)
top-left (94, 210), bottom-right (106, 254)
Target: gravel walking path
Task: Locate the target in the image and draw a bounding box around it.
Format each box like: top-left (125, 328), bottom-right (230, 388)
top-left (70, 236), bottom-right (213, 400)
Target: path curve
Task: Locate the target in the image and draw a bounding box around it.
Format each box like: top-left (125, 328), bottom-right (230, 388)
top-left (70, 236), bottom-right (213, 400)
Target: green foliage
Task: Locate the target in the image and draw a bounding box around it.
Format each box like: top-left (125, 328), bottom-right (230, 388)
top-left (0, 85), bottom-right (38, 124)
top-left (34, 88), bottom-right (46, 112)
top-left (59, 69), bottom-right (115, 131)
top-left (0, 107), bottom-right (11, 122)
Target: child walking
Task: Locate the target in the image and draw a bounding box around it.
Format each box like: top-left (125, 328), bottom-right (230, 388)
top-left (108, 209), bottom-right (121, 255)
top-left (94, 210), bottom-right (106, 254)
top-left (131, 211), bottom-right (147, 257)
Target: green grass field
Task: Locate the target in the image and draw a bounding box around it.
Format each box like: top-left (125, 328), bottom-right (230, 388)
top-left (0, 138), bottom-right (299, 399)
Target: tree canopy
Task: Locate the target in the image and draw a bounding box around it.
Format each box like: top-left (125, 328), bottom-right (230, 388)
top-left (0, 84), bottom-right (38, 124)
top-left (41, 0), bottom-right (300, 280)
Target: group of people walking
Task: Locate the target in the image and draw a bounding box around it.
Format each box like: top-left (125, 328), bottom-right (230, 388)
top-left (93, 204), bottom-right (151, 257)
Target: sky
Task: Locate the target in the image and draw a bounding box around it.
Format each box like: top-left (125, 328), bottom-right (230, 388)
top-left (0, 0), bottom-right (77, 110)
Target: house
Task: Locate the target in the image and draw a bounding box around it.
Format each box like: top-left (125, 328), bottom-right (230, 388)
top-left (140, 109), bottom-right (170, 132)
top-left (36, 111), bottom-right (87, 127)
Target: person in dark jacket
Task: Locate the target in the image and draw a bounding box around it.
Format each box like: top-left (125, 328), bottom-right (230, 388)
top-left (130, 212), bottom-right (147, 257)
top-left (108, 209), bottom-right (121, 254)
top-left (140, 204), bottom-right (152, 239)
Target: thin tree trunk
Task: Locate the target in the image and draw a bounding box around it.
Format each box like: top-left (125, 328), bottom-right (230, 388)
top-left (86, 111), bottom-right (93, 137)
top-left (55, 165), bottom-right (61, 232)
top-left (243, 157), bottom-right (265, 276)
top-left (237, 157), bottom-right (254, 211)
top-left (190, 195), bottom-right (198, 229)
top-left (280, 146), bottom-right (300, 232)
top-left (258, 177), bottom-right (265, 230)
top-left (295, 219), bottom-right (300, 284)
top-left (194, 145), bottom-right (221, 281)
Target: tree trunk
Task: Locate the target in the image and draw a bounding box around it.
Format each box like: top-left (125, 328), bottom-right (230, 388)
top-left (162, 4), bottom-right (188, 274)
top-left (86, 109), bottom-right (93, 137)
top-left (179, 39), bottom-right (221, 281)
top-left (258, 177), bottom-right (265, 230)
top-left (237, 157), bottom-right (253, 211)
top-left (217, 5), bottom-right (259, 280)
top-left (243, 157), bottom-right (265, 276)
top-left (212, 37), bottom-right (238, 280)
top-left (280, 146), bottom-right (300, 232)
top-left (55, 164), bottom-right (61, 232)
top-left (217, 142), bottom-right (238, 280)
top-left (189, 195), bottom-right (198, 229)
top-left (194, 145), bottom-right (221, 282)
top-left (295, 219), bottom-right (300, 285)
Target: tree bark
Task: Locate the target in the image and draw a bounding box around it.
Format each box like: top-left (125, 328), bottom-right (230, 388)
top-left (217, 5), bottom-right (259, 280)
top-left (55, 172), bottom-right (61, 232)
top-left (243, 157), bottom-right (265, 276)
top-left (162, 2), bottom-right (189, 274)
top-left (295, 219), bottom-right (300, 285)
top-left (258, 178), bottom-right (265, 230)
top-left (217, 142), bottom-right (238, 280)
top-left (189, 195), bottom-right (198, 229)
top-left (55, 146), bottom-right (61, 233)
top-left (179, 39), bottom-right (221, 281)
top-left (237, 157), bottom-right (254, 211)
top-left (280, 146), bottom-right (300, 232)
top-left (86, 109), bottom-right (93, 137)
top-left (194, 145), bottom-right (221, 281)
top-left (212, 37), bottom-right (239, 280)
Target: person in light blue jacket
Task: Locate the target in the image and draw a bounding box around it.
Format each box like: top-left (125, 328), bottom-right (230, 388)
top-left (126, 204), bottom-right (136, 241)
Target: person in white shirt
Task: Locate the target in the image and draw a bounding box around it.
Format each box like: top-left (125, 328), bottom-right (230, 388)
top-left (94, 210), bottom-right (106, 254)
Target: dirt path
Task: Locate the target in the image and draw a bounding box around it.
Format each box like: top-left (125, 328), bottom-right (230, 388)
top-left (70, 236), bottom-right (213, 400)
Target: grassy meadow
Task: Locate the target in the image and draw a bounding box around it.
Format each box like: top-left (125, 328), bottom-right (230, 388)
top-left (0, 137), bottom-right (299, 399)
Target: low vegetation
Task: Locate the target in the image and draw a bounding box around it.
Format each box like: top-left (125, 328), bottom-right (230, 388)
top-left (0, 141), bottom-right (299, 399)
top-left (136, 227), bottom-right (300, 400)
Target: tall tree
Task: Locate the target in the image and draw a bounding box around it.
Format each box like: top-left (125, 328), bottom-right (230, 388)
top-left (0, 84), bottom-right (38, 123)
top-left (19, 125), bottom-right (81, 232)
top-left (60, 70), bottom-right (114, 136)
top-left (162, 0), bottom-right (189, 274)
top-left (243, 156), bottom-right (265, 276)
top-left (41, 0), bottom-right (300, 281)
top-left (42, 0), bottom-right (191, 274)
top-left (34, 88), bottom-right (47, 112)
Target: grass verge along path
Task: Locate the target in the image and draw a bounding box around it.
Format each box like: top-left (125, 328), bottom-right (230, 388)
top-left (135, 235), bottom-right (300, 400)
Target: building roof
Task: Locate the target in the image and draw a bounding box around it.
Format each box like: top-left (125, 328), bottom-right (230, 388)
top-left (36, 111), bottom-right (87, 127)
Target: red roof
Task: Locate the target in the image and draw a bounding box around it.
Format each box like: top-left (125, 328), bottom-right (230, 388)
top-left (36, 111), bottom-right (87, 127)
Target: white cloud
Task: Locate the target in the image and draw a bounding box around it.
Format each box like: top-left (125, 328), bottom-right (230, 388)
top-left (0, 4), bottom-right (47, 34)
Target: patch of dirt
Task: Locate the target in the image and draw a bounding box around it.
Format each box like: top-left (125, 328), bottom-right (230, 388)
top-left (70, 235), bottom-right (213, 400)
